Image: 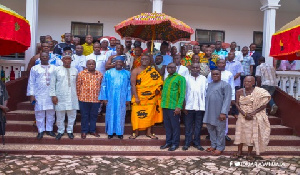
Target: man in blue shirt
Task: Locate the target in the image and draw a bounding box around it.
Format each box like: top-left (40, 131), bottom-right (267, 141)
top-left (154, 41), bottom-right (173, 76)
top-left (213, 41), bottom-right (228, 60)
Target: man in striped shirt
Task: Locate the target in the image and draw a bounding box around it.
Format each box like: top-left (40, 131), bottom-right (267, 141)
top-left (160, 63), bottom-right (186, 151)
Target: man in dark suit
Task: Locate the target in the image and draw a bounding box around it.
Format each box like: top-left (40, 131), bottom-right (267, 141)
top-left (248, 43), bottom-right (262, 77)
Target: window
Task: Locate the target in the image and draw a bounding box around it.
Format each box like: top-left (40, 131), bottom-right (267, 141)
top-left (253, 31), bottom-right (263, 48)
top-left (195, 29), bottom-right (225, 44)
top-left (71, 22), bottom-right (103, 44)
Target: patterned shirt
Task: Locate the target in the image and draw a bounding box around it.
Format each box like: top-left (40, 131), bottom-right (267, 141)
top-left (241, 55), bottom-right (255, 76)
top-left (76, 69), bottom-right (103, 102)
top-left (82, 43), bottom-right (94, 56)
top-left (161, 73), bottom-right (186, 109)
top-left (214, 50), bottom-right (228, 60)
top-left (256, 63), bottom-right (277, 86)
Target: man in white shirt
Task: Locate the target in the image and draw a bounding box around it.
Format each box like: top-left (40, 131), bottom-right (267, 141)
top-left (71, 45), bottom-right (86, 73)
top-left (229, 42), bottom-right (243, 62)
top-left (27, 52), bottom-right (56, 139)
top-left (164, 54), bottom-right (189, 80)
top-left (207, 59), bottom-right (235, 141)
top-left (50, 51), bottom-right (79, 140)
top-left (86, 42), bottom-right (107, 75)
top-left (182, 63), bottom-right (207, 151)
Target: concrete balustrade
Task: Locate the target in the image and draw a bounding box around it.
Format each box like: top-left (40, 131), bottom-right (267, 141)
top-left (276, 71), bottom-right (300, 100)
top-left (0, 60), bottom-right (26, 82)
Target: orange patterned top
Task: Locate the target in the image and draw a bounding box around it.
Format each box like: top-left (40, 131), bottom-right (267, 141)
top-left (132, 56), bottom-right (142, 70)
top-left (76, 69), bottom-right (103, 103)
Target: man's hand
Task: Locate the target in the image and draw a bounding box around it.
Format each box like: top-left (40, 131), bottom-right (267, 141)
top-left (135, 97), bottom-right (140, 104)
top-left (0, 105), bottom-right (9, 114)
top-left (155, 90), bottom-right (160, 95)
top-left (245, 113), bottom-right (254, 120)
top-left (30, 96), bottom-right (36, 104)
top-left (183, 109), bottom-right (188, 115)
top-left (174, 108), bottom-right (181, 116)
top-left (126, 101), bottom-right (130, 106)
top-left (103, 100), bottom-right (108, 105)
top-left (51, 96), bottom-right (58, 105)
top-left (219, 114), bottom-right (226, 121)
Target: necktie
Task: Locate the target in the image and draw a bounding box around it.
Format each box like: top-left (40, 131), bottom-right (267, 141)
top-left (249, 51), bottom-right (253, 56)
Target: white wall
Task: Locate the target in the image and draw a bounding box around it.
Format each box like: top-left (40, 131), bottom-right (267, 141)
top-left (0, 0), bottom-right (299, 49)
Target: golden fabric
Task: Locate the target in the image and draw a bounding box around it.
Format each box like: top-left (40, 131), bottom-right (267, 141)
top-left (131, 66), bottom-right (163, 130)
top-left (234, 87), bottom-right (271, 155)
top-left (82, 43), bottom-right (94, 56)
top-left (132, 56), bottom-right (141, 70)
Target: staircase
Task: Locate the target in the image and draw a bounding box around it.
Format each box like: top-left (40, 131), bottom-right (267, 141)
top-left (1, 101), bottom-right (300, 156)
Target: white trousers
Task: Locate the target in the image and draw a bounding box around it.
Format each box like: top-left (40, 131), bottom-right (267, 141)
top-left (56, 110), bottom-right (77, 134)
top-left (35, 110), bottom-right (55, 133)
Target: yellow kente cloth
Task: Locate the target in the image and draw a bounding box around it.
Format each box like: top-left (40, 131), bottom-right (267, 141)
top-left (82, 43), bottom-right (94, 56)
top-left (234, 87), bottom-right (271, 155)
top-left (199, 53), bottom-right (219, 63)
top-left (131, 66), bottom-right (163, 130)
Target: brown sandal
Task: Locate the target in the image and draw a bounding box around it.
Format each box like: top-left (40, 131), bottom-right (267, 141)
top-left (205, 147), bottom-right (215, 152)
top-left (146, 133), bottom-right (158, 140)
top-left (129, 133), bottom-right (139, 139)
top-left (212, 149), bottom-right (222, 156)
top-left (231, 153), bottom-right (243, 159)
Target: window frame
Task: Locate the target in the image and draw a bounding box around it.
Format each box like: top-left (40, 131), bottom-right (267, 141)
top-left (195, 29), bottom-right (225, 45)
top-left (71, 21), bottom-right (104, 44)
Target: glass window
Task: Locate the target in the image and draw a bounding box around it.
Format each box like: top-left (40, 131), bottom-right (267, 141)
top-left (71, 22), bottom-right (103, 44)
top-left (195, 29), bottom-right (225, 44)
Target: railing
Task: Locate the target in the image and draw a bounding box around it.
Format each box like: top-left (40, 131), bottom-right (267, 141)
top-left (0, 60), bottom-right (26, 82)
top-left (276, 71), bottom-right (300, 100)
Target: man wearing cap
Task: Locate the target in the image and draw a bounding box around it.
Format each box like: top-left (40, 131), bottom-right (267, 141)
top-left (99, 55), bottom-right (131, 139)
top-left (50, 50), bottom-right (79, 140)
top-left (108, 37), bottom-right (117, 55)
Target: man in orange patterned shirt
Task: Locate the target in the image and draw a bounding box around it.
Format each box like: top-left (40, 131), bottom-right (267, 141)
top-left (76, 59), bottom-right (103, 139)
top-left (131, 47), bottom-right (143, 70)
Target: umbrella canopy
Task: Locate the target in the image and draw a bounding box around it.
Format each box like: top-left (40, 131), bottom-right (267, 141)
top-left (270, 16), bottom-right (300, 60)
top-left (0, 4), bottom-right (31, 56)
top-left (115, 13), bottom-right (194, 43)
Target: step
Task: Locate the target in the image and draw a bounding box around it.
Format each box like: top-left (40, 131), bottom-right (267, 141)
top-left (3, 132), bottom-right (300, 146)
top-left (5, 121), bottom-right (294, 135)
top-left (0, 144), bottom-right (299, 156)
top-left (17, 101), bottom-right (34, 111)
top-left (6, 110), bottom-right (282, 125)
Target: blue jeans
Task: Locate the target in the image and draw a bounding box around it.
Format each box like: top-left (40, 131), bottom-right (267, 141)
top-left (184, 110), bottom-right (204, 146)
top-left (79, 101), bottom-right (100, 133)
top-left (261, 85), bottom-right (276, 107)
top-left (163, 108), bottom-right (181, 147)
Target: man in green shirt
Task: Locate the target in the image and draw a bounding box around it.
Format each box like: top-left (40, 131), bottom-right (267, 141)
top-left (160, 63), bottom-right (186, 151)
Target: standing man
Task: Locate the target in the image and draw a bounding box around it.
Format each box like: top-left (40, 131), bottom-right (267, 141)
top-left (225, 52), bottom-right (244, 118)
top-left (100, 38), bottom-right (113, 59)
top-left (0, 79), bottom-right (9, 136)
top-left (229, 42), bottom-right (243, 62)
top-left (108, 37), bottom-right (117, 54)
top-left (180, 46), bottom-right (191, 66)
top-left (187, 54), bottom-right (210, 77)
top-left (214, 41), bottom-right (228, 60)
top-left (73, 37), bottom-right (81, 46)
top-left (233, 76), bottom-right (271, 161)
top-left (131, 47), bottom-right (143, 70)
top-left (77, 59), bottom-right (103, 139)
top-left (50, 51), bottom-right (79, 140)
top-left (203, 69), bottom-right (232, 156)
top-left (99, 56), bottom-right (131, 139)
top-left (130, 55), bottom-right (163, 139)
top-left (105, 44), bottom-right (125, 70)
top-left (182, 63), bottom-right (207, 151)
top-left (160, 62), bottom-right (186, 151)
top-left (53, 33), bottom-right (76, 55)
top-left (71, 45), bottom-right (86, 73)
top-left (207, 59), bottom-right (235, 141)
top-left (82, 35), bottom-right (94, 56)
top-left (240, 46), bottom-right (255, 87)
top-left (164, 54), bottom-right (189, 80)
top-left (249, 43), bottom-right (262, 76)
top-left (27, 52), bottom-right (56, 139)
top-left (154, 41), bottom-right (173, 70)
top-left (124, 38), bottom-right (134, 70)
top-left (86, 42), bottom-right (107, 75)
top-left (256, 57), bottom-right (278, 115)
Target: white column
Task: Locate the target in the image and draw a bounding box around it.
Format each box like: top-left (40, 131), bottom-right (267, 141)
top-left (260, 0), bottom-right (280, 66)
top-left (25, 0), bottom-right (39, 70)
top-left (151, 0), bottom-right (163, 13)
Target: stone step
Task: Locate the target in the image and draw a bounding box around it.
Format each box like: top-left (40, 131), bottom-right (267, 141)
top-left (5, 121), bottom-right (294, 135)
top-left (3, 132), bottom-right (300, 146)
top-left (0, 144), bottom-right (299, 156)
top-left (17, 101), bottom-right (34, 111)
top-left (6, 110), bottom-right (282, 125)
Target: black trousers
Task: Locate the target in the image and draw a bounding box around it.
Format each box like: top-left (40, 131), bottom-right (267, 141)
top-left (184, 110), bottom-right (204, 146)
top-left (163, 108), bottom-right (180, 147)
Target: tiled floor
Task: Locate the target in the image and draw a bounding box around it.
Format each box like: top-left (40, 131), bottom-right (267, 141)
top-left (0, 155), bottom-right (299, 174)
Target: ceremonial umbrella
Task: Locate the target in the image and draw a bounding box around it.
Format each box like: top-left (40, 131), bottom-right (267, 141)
top-left (270, 16), bottom-right (300, 60)
top-left (0, 4), bottom-right (31, 56)
top-left (115, 12), bottom-right (194, 53)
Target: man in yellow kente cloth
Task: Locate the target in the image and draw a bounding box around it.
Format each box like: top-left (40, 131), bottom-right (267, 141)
top-left (129, 55), bottom-right (163, 139)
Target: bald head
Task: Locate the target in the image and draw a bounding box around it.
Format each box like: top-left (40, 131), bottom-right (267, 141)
top-left (244, 76), bottom-right (255, 89)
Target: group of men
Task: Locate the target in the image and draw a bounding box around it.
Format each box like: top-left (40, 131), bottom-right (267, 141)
top-left (26, 33), bottom-right (275, 159)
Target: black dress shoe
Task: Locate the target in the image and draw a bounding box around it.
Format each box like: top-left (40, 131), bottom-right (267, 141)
top-left (68, 133), bottom-right (74, 139)
top-left (56, 133), bottom-right (64, 140)
top-left (193, 145), bottom-right (204, 151)
top-left (46, 131), bottom-right (56, 137)
top-left (36, 132), bottom-right (44, 140)
top-left (206, 135), bottom-right (210, 140)
top-left (108, 135), bottom-right (113, 139)
top-left (225, 135), bottom-right (231, 141)
top-left (160, 144), bottom-right (171, 150)
top-left (118, 135), bottom-right (123, 139)
top-left (168, 145), bottom-right (179, 151)
top-left (182, 145), bottom-right (189, 151)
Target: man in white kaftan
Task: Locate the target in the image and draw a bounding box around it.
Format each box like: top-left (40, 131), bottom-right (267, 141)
top-left (50, 51), bottom-right (79, 140)
top-left (27, 52), bottom-right (56, 139)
